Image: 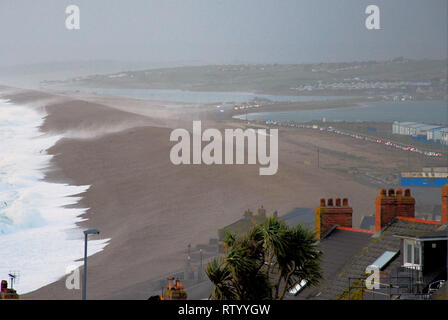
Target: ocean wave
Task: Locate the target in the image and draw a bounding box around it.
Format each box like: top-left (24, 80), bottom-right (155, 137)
top-left (0, 97), bottom-right (109, 294)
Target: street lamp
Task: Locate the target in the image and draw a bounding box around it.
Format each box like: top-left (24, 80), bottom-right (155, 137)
top-left (199, 249), bottom-right (203, 281)
top-left (83, 228), bottom-right (100, 300)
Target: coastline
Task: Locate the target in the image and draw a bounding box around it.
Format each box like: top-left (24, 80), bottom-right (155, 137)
top-left (0, 89), bottom-right (109, 294)
top-left (1, 86), bottom-right (379, 299)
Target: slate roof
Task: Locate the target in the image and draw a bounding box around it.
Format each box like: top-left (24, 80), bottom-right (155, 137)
top-left (292, 228), bottom-right (372, 300)
top-left (416, 226), bottom-right (448, 240)
top-left (315, 219), bottom-right (442, 300)
top-left (280, 207), bottom-right (315, 230)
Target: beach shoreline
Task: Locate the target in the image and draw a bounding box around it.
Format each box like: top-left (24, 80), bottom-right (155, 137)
top-left (1, 86), bottom-right (384, 299)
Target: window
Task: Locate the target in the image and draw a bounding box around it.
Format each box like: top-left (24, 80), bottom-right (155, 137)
top-left (414, 245), bottom-right (420, 265)
top-left (406, 242), bottom-right (413, 264)
top-left (403, 239), bottom-right (422, 269)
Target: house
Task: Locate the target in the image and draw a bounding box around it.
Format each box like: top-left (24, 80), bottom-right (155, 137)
top-left (291, 185), bottom-right (448, 300)
top-left (217, 206), bottom-right (267, 242)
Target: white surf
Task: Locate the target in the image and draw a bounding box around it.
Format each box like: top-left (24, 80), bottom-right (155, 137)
top-left (0, 97), bottom-right (109, 294)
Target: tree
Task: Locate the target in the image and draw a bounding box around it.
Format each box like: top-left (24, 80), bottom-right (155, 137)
top-left (206, 215), bottom-right (322, 300)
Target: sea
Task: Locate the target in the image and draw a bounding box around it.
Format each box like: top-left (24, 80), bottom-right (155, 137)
top-left (234, 100), bottom-right (448, 124)
top-left (55, 86), bottom-right (349, 104)
top-left (0, 97), bottom-right (109, 294)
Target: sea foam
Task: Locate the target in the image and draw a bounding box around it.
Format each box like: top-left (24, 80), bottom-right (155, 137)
top-left (0, 98), bottom-right (109, 294)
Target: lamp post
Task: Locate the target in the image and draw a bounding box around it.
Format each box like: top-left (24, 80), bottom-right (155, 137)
top-left (199, 249), bottom-right (203, 281)
top-left (83, 228), bottom-right (100, 300)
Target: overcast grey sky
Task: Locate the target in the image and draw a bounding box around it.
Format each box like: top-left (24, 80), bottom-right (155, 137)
top-left (0, 0), bottom-right (446, 67)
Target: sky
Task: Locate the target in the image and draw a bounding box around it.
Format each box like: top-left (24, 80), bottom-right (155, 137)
top-left (0, 0), bottom-right (446, 67)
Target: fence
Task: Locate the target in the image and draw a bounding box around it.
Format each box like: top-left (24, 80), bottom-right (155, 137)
top-left (347, 266), bottom-right (430, 300)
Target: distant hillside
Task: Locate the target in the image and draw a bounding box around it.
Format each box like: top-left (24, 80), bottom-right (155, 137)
top-left (47, 59), bottom-right (447, 96)
top-left (0, 60), bottom-right (190, 89)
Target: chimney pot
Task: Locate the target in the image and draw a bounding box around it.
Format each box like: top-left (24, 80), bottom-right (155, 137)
top-left (396, 189), bottom-right (402, 197)
top-left (327, 198), bottom-right (334, 206)
top-left (380, 189), bottom-right (387, 196)
top-left (335, 198), bottom-right (341, 207)
top-left (388, 189), bottom-right (395, 197)
top-left (320, 198), bottom-right (326, 207)
top-left (404, 189), bottom-right (411, 197)
top-left (1, 280), bottom-right (7, 292)
top-left (342, 198), bottom-right (349, 206)
top-left (175, 280), bottom-right (185, 290)
top-left (167, 277), bottom-right (174, 289)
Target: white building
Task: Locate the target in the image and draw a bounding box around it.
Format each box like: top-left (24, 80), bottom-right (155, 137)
top-left (392, 121), bottom-right (417, 135)
top-left (415, 124), bottom-right (445, 137)
top-left (439, 128), bottom-right (448, 145)
top-left (426, 127), bottom-right (448, 144)
top-left (393, 121), bottom-right (446, 138)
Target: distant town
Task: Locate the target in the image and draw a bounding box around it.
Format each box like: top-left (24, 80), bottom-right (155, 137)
top-left (42, 58), bottom-right (448, 101)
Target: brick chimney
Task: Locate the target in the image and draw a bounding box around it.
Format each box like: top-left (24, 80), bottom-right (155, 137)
top-left (164, 277), bottom-right (187, 300)
top-left (0, 280), bottom-right (19, 300)
top-left (166, 277), bottom-right (174, 290)
top-left (375, 188), bottom-right (415, 231)
top-left (315, 198), bottom-right (353, 238)
top-left (442, 182), bottom-right (448, 225)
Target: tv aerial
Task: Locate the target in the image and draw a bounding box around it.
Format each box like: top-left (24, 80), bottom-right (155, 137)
top-left (8, 271), bottom-right (20, 290)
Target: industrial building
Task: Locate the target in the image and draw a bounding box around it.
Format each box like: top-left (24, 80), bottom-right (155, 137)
top-left (392, 121), bottom-right (445, 137)
top-left (428, 127), bottom-right (448, 145)
top-left (399, 168), bottom-right (448, 187)
top-left (392, 121), bottom-right (448, 144)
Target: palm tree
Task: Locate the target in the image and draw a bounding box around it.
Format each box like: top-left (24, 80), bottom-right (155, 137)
top-left (206, 258), bottom-right (235, 300)
top-left (206, 215), bottom-right (322, 300)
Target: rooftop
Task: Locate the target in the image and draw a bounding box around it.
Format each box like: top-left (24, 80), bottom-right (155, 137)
top-left (292, 228), bottom-right (373, 300)
top-left (280, 207), bottom-right (315, 230)
top-left (315, 219), bottom-right (443, 300)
